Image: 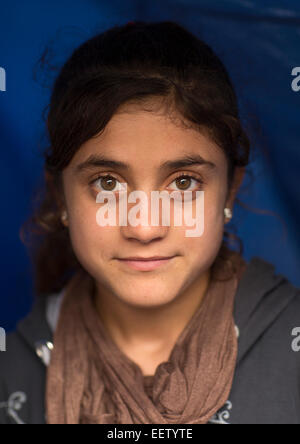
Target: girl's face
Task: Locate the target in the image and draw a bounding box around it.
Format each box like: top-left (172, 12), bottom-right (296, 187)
top-left (62, 103), bottom-right (243, 308)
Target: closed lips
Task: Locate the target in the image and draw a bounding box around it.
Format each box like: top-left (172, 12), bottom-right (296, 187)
top-left (119, 256), bottom-right (174, 261)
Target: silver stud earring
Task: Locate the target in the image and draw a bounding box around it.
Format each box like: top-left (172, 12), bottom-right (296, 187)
top-left (61, 210), bottom-right (68, 224)
top-left (224, 207), bottom-right (233, 220)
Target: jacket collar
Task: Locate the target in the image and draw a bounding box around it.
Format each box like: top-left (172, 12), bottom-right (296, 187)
top-left (233, 256), bottom-right (298, 364)
top-left (16, 297), bottom-right (53, 365)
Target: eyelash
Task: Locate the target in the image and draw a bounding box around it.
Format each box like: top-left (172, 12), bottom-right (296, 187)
top-left (90, 172), bottom-right (204, 192)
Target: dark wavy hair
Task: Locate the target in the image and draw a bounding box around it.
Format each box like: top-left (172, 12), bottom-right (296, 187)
top-left (20, 20), bottom-right (250, 297)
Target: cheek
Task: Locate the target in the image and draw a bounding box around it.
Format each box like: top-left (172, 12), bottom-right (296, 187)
top-left (180, 191), bottom-right (225, 257)
top-left (67, 198), bottom-right (117, 265)
top-left (204, 180), bottom-right (227, 228)
top-left (203, 190), bottom-right (225, 245)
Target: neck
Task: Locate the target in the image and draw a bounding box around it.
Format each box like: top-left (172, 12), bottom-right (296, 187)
top-left (94, 268), bottom-right (211, 364)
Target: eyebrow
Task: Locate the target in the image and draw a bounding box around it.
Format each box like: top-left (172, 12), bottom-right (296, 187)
top-left (75, 153), bottom-right (216, 174)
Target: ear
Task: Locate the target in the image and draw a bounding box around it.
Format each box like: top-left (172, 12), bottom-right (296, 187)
top-left (225, 167), bottom-right (245, 209)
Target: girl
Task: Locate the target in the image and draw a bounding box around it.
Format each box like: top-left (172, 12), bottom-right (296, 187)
top-left (1, 20), bottom-right (299, 425)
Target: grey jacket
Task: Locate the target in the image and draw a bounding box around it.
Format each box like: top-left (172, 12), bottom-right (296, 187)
top-left (1, 256), bottom-right (300, 424)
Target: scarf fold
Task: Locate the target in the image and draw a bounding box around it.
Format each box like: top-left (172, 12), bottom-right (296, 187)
top-left (46, 252), bottom-right (246, 424)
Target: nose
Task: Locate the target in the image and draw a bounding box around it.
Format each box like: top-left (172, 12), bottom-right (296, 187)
top-left (122, 222), bottom-right (169, 244)
top-left (120, 190), bottom-right (170, 243)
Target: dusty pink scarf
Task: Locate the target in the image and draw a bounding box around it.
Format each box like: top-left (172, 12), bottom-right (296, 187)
top-left (46, 252), bottom-right (246, 424)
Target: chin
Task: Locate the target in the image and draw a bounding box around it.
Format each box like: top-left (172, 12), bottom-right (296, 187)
top-left (117, 286), bottom-right (179, 308)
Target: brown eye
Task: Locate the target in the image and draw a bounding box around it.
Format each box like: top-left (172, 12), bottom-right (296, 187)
top-left (93, 175), bottom-right (123, 192)
top-left (175, 176), bottom-right (192, 190)
top-left (100, 176), bottom-right (117, 191)
top-left (168, 174), bottom-right (204, 193)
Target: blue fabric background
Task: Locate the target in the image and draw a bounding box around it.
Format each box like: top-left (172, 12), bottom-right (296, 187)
top-left (0, 0), bottom-right (300, 331)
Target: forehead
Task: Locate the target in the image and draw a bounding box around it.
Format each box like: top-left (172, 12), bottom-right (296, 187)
top-left (69, 103), bottom-right (225, 169)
